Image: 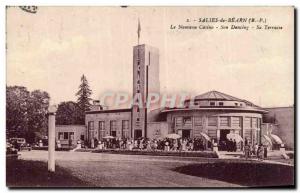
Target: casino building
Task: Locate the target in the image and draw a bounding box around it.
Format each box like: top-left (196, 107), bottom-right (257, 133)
top-left (157, 91), bottom-right (268, 150)
top-left (83, 42), bottom-right (269, 149)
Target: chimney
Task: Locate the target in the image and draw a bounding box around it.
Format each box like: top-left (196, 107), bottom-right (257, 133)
top-left (91, 100), bottom-right (103, 111)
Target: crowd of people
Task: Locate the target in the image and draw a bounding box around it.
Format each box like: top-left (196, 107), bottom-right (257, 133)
top-left (81, 136), bottom-right (269, 160)
top-left (244, 142), bottom-right (268, 161)
top-left (87, 137), bottom-right (210, 152)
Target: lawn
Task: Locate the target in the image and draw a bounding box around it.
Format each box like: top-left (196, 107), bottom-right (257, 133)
top-left (6, 158), bottom-right (89, 187)
top-left (174, 161), bottom-right (295, 187)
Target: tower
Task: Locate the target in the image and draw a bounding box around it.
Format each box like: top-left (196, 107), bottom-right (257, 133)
top-left (132, 44), bottom-right (160, 139)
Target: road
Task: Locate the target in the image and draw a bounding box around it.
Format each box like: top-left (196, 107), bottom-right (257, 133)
top-left (19, 150), bottom-right (241, 187)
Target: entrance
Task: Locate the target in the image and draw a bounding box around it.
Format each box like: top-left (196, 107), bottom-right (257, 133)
top-left (134, 129), bottom-right (142, 139)
top-left (182, 130), bottom-right (191, 139)
top-left (219, 129), bottom-right (230, 151)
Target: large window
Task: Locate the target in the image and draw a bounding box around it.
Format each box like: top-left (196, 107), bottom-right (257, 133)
top-left (110, 120), bottom-right (117, 137)
top-left (231, 116), bottom-right (242, 127)
top-left (122, 120), bottom-right (129, 138)
top-left (208, 116), bottom-right (217, 126)
top-left (63, 132), bottom-right (68, 140)
top-left (220, 116), bottom-right (230, 126)
top-left (175, 117), bottom-right (183, 127)
top-left (88, 121), bottom-right (94, 140)
top-left (194, 116), bottom-right (202, 126)
top-left (183, 117), bottom-right (192, 126)
top-left (58, 132), bottom-right (64, 140)
top-left (69, 132), bottom-right (74, 140)
top-left (252, 118), bottom-right (258, 128)
top-left (99, 121), bottom-right (105, 139)
top-left (244, 117), bottom-right (251, 128)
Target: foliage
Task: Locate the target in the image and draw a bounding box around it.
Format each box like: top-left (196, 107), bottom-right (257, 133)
top-left (75, 74), bottom-right (92, 124)
top-left (56, 101), bottom-right (82, 125)
top-left (6, 86), bottom-right (50, 143)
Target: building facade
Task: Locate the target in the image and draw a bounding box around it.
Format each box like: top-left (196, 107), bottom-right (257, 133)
top-left (158, 91), bottom-right (268, 150)
top-left (85, 109), bottom-right (132, 142)
top-left (55, 125), bottom-right (86, 147)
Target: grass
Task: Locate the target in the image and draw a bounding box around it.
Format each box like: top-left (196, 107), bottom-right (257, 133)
top-left (174, 161), bottom-right (295, 187)
top-left (91, 149), bottom-right (219, 158)
top-left (6, 158), bottom-right (90, 187)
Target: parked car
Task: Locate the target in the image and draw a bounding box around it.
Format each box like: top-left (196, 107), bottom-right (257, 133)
top-left (9, 138), bottom-right (32, 151)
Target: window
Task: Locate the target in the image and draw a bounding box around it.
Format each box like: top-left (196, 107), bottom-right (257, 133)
top-left (110, 120), bottom-right (117, 137)
top-left (88, 121), bottom-right (94, 130)
top-left (63, 132), bottom-right (68, 140)
top-left (175, 117), bottom-right (183, 127)
top-left (122, 120), bottom-right (129, 138)
top-left (69, 132), bottom-right (74, 140)
top-left (232, 116), bottom-right (242, 127)
top-left (220, 116), bottom-right (230, 126)
top-left (219, 102), bottom-right (224, 106)
top-left (80, 135), bottom-right (85, 141)
top-left (235, 103), bottom-right (238, 106)
top-left (208, 116), bottom-right (217, 126)
top-left (245, 117), bottom-right (251, 128)
top-left (58, 132), bottom-right (64, 140)
top-left (183, 117), bottom-right (192, 126)
top-left (210, 102), bottom-right (215, 106)
top-left (240, 103), bottom-right (243, 106)
top-left (252, 118), bottom-right (258, 128)
top-left (99, 121), bottom-right (105, 139)
top-left (194, 116), bottom-right (202, 126)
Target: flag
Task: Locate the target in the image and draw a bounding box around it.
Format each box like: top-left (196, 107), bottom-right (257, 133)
top-left (137, 19), bottom-right (141, 39)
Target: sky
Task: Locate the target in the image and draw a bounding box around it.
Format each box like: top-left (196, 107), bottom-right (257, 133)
top-left (6, 6), bottom-right (294, 108)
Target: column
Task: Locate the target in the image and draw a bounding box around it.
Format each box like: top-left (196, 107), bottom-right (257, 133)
top-left (48, 105), bottom-right (57, 172)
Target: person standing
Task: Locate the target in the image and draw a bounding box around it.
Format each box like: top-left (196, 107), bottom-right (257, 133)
top-left (233, 139), bottom-right (237, 152)
top-left (258, 145), bottom-right (264, 161)
top-left (244, 144), bottom-right (250, 159)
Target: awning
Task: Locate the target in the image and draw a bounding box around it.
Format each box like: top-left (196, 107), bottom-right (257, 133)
top-left (200, 132), bottom-right (211, 141)
top-left (263, 135), bottom-right (272, 145)
top-left (226, 133), bottom-right (243, 143)
top-left (270, 134), bottom-right (283, 144)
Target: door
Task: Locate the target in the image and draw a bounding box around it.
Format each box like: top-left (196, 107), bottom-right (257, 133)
top-left (219, 129), bottom-right (230, 151)
top-left (182, 130), bottom-right (190, 139)
top-left (134, 129), bottom-right (142, 139)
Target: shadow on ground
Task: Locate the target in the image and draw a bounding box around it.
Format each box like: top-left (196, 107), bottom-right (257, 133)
top-left (7, 159), bottom-right (89, 187)
top-left (173, 161), bottom-right (294, 187)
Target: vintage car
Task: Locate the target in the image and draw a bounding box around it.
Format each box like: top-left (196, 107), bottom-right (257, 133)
top-left (9, 138), bottom-right (32, 151)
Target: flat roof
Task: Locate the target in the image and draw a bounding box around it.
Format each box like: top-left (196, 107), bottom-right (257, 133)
top-left (160, 107), bottom-right (268, 114)
top-left (86, 108), bottom-right (131, 114)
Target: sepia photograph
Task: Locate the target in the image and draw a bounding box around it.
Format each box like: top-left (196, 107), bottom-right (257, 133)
top-left (5, 6), bottom-right (294, 188)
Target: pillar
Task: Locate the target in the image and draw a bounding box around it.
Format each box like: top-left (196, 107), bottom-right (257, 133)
top-left (48, 105), bottom-right (57, 172)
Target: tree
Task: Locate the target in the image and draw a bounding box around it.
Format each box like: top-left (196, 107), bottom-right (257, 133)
top-left (56, 101), bottom-right (82, 125)
top-left (27, 90), bottom-right (50, 142)
top-left (6, 86), bottom-right (30, 138)
top-left (6, 86), bottom-right (50, 143)
top-left (75, 74), bottom-right (92, 124)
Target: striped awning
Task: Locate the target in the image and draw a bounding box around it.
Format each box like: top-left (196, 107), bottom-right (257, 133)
top-left (200, 132), bottom-right (211, 141)
top-left (226, 133), bottom-right (243, 143)
top-left (270, 134), bottom-right (283, 144)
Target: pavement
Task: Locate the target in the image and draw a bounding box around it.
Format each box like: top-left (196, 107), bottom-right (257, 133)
top-left (19, 150), bottom-right (241, 187)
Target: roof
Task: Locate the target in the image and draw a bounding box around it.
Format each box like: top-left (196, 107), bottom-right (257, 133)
top-left (160, 107), bottom-right (268, 114)
top-left (186, 90), bottom-right (256, 106)
top-left (85, 108), bottom-right (131, 114)
top-left (193, 90), bottom-right (245, 101)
